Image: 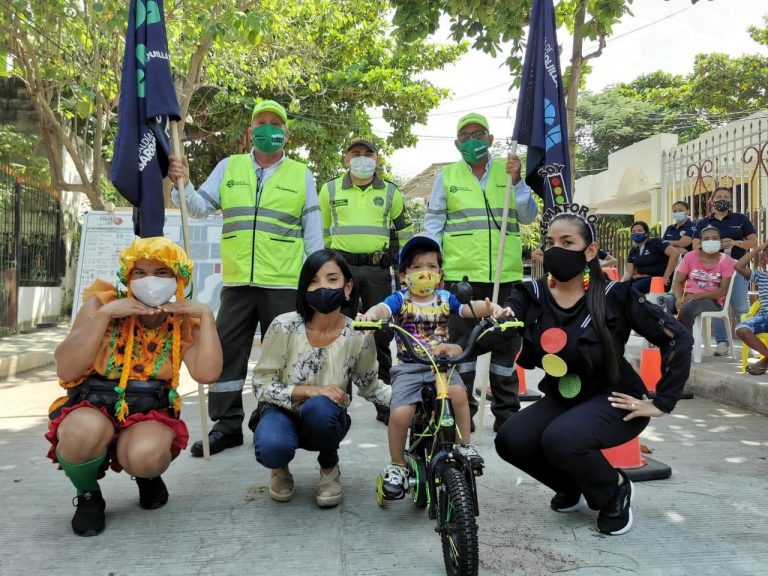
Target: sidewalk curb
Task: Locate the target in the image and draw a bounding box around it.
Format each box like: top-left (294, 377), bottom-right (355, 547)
top-left (627, 352), bottom-right (768, 416)
top-left (0, 351), bottom-right (55, 380)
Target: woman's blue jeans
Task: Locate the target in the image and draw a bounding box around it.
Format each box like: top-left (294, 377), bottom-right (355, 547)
top-left (713, 272), bottom-right (749, 343)
top-left (253, 396), bottom-right (350, 470)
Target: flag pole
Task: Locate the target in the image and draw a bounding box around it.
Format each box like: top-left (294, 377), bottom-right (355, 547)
top-left (475, 140), bottom-right (517, 444)
top-left (171, 120), bottom-right (211, 460)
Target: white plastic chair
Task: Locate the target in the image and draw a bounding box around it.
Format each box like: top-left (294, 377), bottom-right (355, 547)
top-left (691, 276), bottom-right (736, 363)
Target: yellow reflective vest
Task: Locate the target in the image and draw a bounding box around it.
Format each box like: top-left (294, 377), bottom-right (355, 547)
top-left (219, 154), bottom-right (307, 286)
top-left (319, 174), bottom-right (413, 253)
top-left (441, 158), bottom-right (522, 283)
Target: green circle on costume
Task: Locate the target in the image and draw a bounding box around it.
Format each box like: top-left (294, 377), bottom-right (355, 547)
top-left (558, 374), bottom-right (582, 398)
top-left (542, 353), bottom-right (568, 377)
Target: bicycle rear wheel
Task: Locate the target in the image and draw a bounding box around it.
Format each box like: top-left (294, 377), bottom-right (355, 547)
top-left (437, 467), bottom-right (478, 576)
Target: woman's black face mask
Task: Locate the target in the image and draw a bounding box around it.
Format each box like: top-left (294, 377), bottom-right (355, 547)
top-left (305, 287), bottom-right (346, 314)
top-left (543, 246), bottom-right (587, 282)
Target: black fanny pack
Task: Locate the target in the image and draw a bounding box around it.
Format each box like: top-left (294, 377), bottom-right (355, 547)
top-left (67, 377), bottom-right (171, 417)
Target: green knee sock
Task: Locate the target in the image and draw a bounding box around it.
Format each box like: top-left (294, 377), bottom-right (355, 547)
top-left (56, 449), bottom-right (106, 496)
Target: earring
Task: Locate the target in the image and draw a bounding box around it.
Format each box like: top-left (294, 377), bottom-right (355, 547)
top-left (548, 273), bottom-right (556, 288)
top-left (583, 265), bottom-right (591, 292)
top-left (345, 294), bottom-right (350, 301)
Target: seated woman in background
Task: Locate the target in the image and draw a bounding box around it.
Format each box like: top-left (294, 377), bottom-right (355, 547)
top-left (666, 226), bottom-right (735, 335)
top-left (251, 249), bottom-right (391, 508)
top-left (622, 220), bottom-right (679, 293)
top-left (47, 237), bottom-right (222, 537)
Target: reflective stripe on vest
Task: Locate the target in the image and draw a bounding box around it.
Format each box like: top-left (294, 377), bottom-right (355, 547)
top-left (325, 177), bottom-right (396, 252)
top-left (219, 154), bottom-right (307, 286)
top-left (441, 158), bottom-right (523, 283)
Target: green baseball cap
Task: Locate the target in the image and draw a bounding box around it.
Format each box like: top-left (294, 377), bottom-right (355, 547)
top-left (456, 112), bottom-right (489, 133)
top-left (251, 99), bottom-right (288, 124)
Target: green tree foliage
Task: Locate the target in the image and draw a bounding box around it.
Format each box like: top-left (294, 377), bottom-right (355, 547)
top-left (0, 125), bottom-right (50, 183)
top-left (575, 15), bottom-right (768, 174)
top-left (389, 0), bottom-right (637, 188)
top-left (1, 0), bottom-right (464, 207)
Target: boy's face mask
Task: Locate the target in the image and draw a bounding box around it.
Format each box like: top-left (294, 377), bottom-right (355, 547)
top-left (404, 271), bottom-right (441, 297)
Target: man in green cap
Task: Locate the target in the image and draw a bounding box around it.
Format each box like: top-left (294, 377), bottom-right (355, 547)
top-left (423, 111), bottom-right (538, 432)
top-left (318, 138), bottom-right (414, 424)
top-left (169, 99), bottom-right (323, 456)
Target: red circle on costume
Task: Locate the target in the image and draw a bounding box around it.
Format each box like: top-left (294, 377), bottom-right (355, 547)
top-left (551, 177), bottom-right (561, 186)
top-left (541, 327), bottom-right (567, 354)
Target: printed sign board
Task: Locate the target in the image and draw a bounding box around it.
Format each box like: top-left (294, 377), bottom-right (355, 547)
top-left (72, 210), bottom-right (223, 318)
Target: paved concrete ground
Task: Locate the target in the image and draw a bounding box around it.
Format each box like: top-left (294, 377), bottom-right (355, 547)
top-left (1, 330), bottom-right (767, 576)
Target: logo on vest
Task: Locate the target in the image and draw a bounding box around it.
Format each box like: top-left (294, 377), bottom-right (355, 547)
top-left (373, 196), bottom-right (384, 206)
top-left (275, 185), bottom-right (298, 194)
top-left (449, 185), bottom-right (471, 193)
top-left (332, 199), bottom-right (349, 207)
top-left (226, 179), bottom-right (249, 188)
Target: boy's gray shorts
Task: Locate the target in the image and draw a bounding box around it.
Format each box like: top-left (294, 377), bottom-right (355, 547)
top-left (390, 363), bottom-right (465, 411)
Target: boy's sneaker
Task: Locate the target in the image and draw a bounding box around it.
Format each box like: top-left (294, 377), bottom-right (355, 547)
top-left (551, 491), bottom-right (586, 513)
top-left (597, 469), bottom-right (634, 535)
top-left (136, 476), bottom-right (169, 510)
top-left (71, 490), bottom-right (106, 537)
top-left (456, 444), bottom-right (485, 468)
top-left (382, 464), bottom-right (409, 500)
top-left (714, 342), bottom-right (730, 356)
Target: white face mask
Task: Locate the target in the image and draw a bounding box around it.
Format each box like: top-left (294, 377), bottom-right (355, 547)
top-left (349, 156), bottom-right (377, 179)
top-left (130, 276), bottom-right (178, 307)
top-left (701, 240), bottom-right (722, 254)
top-left (672, 211), bottom-right (687, 223)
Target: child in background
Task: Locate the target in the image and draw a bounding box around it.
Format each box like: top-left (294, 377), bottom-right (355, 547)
top-left (359, 235), bottom-right (502, 499)
top-left (734, 240), bottom-right (768, 375)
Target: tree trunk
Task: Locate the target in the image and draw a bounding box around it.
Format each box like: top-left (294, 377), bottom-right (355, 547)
top-left (565, 0), bottom-right (606, 198)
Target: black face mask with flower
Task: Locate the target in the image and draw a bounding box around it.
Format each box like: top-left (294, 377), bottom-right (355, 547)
top-left (712, 199), bottom-right (731, 212)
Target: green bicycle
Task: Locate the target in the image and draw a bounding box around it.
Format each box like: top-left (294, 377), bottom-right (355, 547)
top-left (353, 316), bottom-right (522, 576)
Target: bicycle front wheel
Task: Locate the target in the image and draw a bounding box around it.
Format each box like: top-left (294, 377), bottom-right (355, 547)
top-left (437, 467), bottom-right (478, 576)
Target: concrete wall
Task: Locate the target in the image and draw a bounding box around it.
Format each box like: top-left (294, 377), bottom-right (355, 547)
top-left (575, 133), bottom-right (678, 221)
top-left (17, 286), bottom-right (63, 331)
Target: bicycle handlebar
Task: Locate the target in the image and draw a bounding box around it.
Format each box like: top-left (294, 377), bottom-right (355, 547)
top-left (352, 317), bottom-right (523, 368)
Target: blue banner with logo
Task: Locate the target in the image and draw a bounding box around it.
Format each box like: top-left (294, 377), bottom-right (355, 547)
top-left (111, 0), bottom-right (180, 237)
top-left (512, 0), bottom-right (572, 217)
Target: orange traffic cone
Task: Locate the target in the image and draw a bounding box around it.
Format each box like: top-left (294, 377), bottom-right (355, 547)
top-left (639, 347), bottom-right (662, 393)
top-left (602, 436), bottom-right (671, 481)
top-left (602, 437), bottom-right (646, 469)
top-left (517, 365), bottom-right (541, 401)
top-left (649, 276), bottom-right (666, 294)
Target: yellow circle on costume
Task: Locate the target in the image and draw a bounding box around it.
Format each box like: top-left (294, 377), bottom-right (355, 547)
top-left (542, 353), bottom-right (568, 377)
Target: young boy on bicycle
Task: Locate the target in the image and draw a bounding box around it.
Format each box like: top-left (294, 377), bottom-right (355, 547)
top-left (358, 235), bottom-right (502, 499)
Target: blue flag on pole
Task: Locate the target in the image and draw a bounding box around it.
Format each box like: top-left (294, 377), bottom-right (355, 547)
top-left (111, 0), bottom-right (180, 238)
top-left (512, 0), bottom-right (572, 218)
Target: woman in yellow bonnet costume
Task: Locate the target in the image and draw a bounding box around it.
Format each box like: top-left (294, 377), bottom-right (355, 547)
top-left (45, 237), bottom-right (222, 537)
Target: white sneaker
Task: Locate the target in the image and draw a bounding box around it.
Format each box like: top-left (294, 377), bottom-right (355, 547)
top-left (382, 463), bottom-right (409, 499)
top-left (714, 342), bottom-right (730, 356)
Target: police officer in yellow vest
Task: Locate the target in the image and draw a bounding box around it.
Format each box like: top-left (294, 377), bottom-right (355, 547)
top-left (423, 112), bottom-right (538, 432)
top-left (318, 139), bottom-right (413, 424)
top-left (169, 100), bottom-right (323, 455)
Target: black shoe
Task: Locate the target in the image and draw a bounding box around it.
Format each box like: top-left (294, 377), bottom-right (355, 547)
top-left (551, 491), bottom-right (586, 513)
top-left (190, 430), bottom-right (243, 457)
top-left (136, 476), bottom-right (169, 510)
top-left (375, 406), bottom-right (390, 425)
top-left (597, 469), bottom-right (634, 535)
top-left (71, 490), bottom-right (106, 537)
